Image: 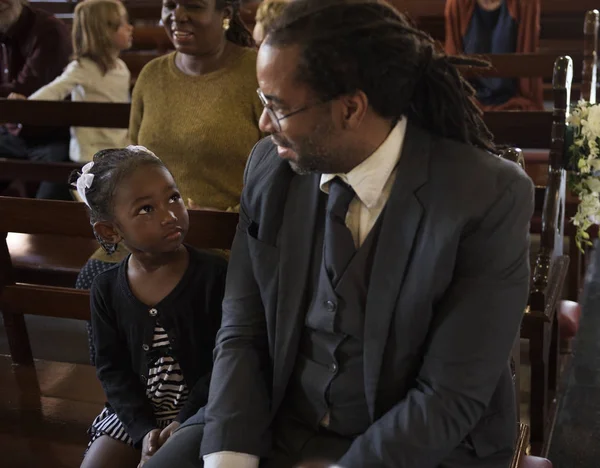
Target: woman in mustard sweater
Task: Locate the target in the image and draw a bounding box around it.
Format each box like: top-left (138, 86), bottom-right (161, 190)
top-left (131, 0), bottom-right (263, 211)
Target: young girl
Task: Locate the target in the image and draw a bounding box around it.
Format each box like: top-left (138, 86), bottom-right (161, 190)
top-left (73, 146), bottom-right (227, 468)
top-left (12, 0), bottom-right (133, 162)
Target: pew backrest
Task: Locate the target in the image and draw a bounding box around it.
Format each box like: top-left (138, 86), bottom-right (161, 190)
top-left (582, 9), bottom-right (599, 102)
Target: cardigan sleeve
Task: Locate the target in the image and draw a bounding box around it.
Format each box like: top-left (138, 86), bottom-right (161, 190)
top-left (514, 0), bottom-right (543, 110)
top-left (28, 60), bottom-right (88, 101)
top-left (444, 0), bottom-right (465, 55)
top-left (91, 280), bottom-right (158, 447)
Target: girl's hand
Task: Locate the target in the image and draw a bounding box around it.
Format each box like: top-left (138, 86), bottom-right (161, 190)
top-left (158, 420), bottom-right (181, 446)
top-left (138, 428), bottom-right (160, 467)
top-left (7, 93), bottom-right (26, 100)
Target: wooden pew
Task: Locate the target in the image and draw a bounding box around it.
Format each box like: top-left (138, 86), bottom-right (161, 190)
top-left (0, 196), bottom-right (239, 366)
top-left (523, 56), bottom-right (572, 456)
top-left (30, 0), bottom-right (161, 23)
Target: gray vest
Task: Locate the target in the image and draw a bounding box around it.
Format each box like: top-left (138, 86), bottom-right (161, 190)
top-left (283, 199), bottom-right (384, 437)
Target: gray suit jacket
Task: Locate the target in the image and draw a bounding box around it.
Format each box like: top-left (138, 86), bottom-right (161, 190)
top-left (198, 123), bottom-right (534, 467)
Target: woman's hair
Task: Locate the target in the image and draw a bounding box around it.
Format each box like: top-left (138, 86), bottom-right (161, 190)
top-left (256, 0), bottom-right (289, 30)
top-left (265, 0), bottom-right (497, 153)
top-left (72, 0), bottom-right (127, 74)
top-left (216, 0), bottom-right (255, 48)
top-left (69, 146), bottom-right (167, 252)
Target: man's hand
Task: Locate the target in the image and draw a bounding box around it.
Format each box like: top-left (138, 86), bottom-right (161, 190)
top-left (158, 421), bottom-right (181, 447)
top-left (138, 428), bottom-right (160, 468)
top-left (7, 93), bottom-right (26, 100)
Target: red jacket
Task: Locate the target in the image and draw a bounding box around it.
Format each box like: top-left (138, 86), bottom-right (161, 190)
top-left (444, 0), bottom-right (543, 110)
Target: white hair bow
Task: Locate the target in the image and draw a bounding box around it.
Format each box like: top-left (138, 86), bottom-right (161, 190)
top-left (76, 161), bottom-right (95, 207)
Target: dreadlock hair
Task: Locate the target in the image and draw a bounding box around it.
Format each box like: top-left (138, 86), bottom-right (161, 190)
top-left (265, 0), bottom-right (497, 153)
top-left (216, 0), bottom-right (255, 48)
top-left (68, 146), bottom-right (168, 254)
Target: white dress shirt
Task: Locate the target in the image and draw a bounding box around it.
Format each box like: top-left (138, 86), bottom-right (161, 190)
top-left (203, 117), bottom-right (407, 468)
top-left (320, 117), bottom-right (407, 247)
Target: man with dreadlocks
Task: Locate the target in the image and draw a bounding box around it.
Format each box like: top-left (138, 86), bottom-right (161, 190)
top-left (145, 1), bottom-right (533, 467)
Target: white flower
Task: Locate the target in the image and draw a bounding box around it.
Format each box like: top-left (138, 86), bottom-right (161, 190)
top-left (568, 101), bottom-right (600, 250)
top-left (584, 105), bottom-right (600, 139)
top-left (586, 178), bottom-right (600, 193)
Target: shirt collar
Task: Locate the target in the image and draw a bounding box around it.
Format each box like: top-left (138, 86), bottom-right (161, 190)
top-left (320, 117), bottom-right (407, 209)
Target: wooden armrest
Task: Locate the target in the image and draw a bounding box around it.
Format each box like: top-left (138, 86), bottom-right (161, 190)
top-left (527, 255), bottom-right (569, 321)
top-left (7, 233), bottom-right (98, 276)
top-left (511, 423), bottom-right (530, 468)
top-left (0, 284), bottom-right (90, 320)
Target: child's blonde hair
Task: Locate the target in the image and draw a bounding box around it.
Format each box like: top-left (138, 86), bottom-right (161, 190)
top-left (72, 0), bottom-right (127, 74)
top-left (255, 0), bottom-right (289, 31)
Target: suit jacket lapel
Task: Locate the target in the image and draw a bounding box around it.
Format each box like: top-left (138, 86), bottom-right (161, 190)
top-left (364, 122), bottom-right (432, 420)
top-left (272, 172), bottom-right (321, 412)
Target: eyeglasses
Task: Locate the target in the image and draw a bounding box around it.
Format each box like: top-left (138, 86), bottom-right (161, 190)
top-left (256, 88), bottom-right (329, 132)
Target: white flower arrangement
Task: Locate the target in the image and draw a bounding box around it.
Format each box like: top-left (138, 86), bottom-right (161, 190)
top-left (567, 100), bottom-right (600, 250)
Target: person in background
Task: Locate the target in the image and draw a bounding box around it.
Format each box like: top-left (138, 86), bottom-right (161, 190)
top-left (253, 0), bottom-right (289, 46)
top-left (144, 0), bottom-right (533, 467)
top-left (75, 146), bottom-right (227, 468)
top-left (11, 0), bottom-right (133, 163)
top-left (0, 0), bottom-right (72, 198)
top-left (129, 0), bottom-right (263, 213)
top-left (445, 0), bottom-right (543, 110)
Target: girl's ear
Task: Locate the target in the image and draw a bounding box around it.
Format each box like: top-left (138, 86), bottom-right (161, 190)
top-left (93, 221), bottom-right (122, 246)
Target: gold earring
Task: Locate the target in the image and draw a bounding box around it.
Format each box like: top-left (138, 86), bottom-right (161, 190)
top-left (223, 18), bottom-right (230, 31)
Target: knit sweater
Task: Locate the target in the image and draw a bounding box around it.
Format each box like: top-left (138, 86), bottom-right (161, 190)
top-left (129, 46), bottom-right (263, 211)
top-left (29, 57), bottom-right (130, 162)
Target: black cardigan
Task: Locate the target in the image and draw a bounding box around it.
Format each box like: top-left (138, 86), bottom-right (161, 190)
top-left (91, 245), bottom-right (227, 447)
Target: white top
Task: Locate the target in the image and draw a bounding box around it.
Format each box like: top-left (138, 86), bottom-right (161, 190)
top-left (320, 117), bottom-right (407, 247)
top-left (29, 57), bottom-right (131, 162)
top-left (202, 118), bottom-right (408, 468)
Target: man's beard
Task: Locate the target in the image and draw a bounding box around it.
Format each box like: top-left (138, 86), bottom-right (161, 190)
top-left (276, 122), bottom-right (340, 175)
top-left (0, 2), bottom-right (23, 33)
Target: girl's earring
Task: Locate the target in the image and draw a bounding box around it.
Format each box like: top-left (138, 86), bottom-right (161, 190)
top-left (223, 18), bottom-right (230, 31)
top-left (93, 231), bottom-right (118, 256)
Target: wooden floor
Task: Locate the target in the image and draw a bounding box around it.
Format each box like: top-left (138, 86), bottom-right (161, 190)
top-left (0, 356), bottom-right (104, 468)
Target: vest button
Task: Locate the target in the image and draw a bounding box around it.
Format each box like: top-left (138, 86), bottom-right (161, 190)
top-left (142, 344), bottom-right (150, 351)
top-left (330, 362), bottom-right (338, 373)
top-left (149, 308), bottom-right (158, 316)
top-left (325, 300), bottom-right (337, 312)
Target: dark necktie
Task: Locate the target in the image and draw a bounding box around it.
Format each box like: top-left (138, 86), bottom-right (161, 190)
top-left (324, 178), bottom-right (356, 286)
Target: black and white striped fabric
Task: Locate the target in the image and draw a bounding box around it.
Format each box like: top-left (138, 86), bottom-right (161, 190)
top-left (88, 326), bottom-right (190, 447)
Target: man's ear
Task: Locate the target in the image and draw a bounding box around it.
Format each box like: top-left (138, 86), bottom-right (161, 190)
top-left (339, 90), bottom-right (368, 130)
top-left (93, 221), bottom-right (122, 246)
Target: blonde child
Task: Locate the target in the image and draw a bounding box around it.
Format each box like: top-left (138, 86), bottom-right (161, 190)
top-left (10, 0), bottom-right (133, 162)
top-left (253, 0), bottom-right (290, 46)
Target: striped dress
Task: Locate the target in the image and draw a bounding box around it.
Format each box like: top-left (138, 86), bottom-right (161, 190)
top-left (88, 325), bottom-right (190, 446)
